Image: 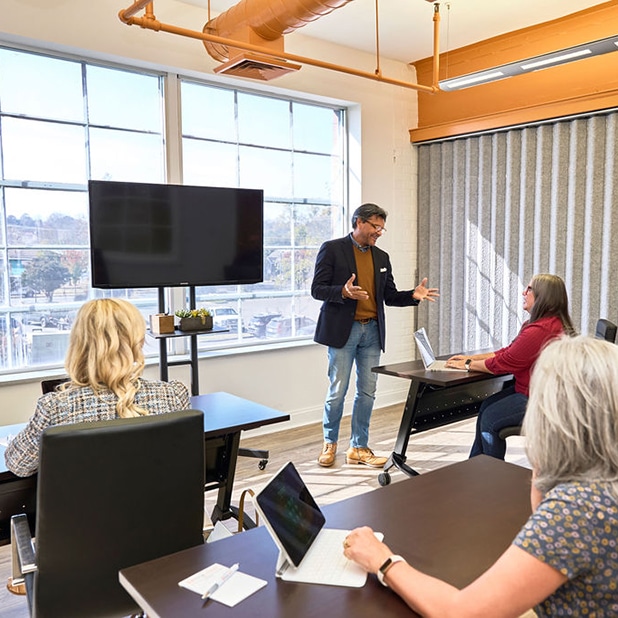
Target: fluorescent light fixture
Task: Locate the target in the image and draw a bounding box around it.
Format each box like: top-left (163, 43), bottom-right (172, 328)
top-left (520, 49), bottom-right (591, 70)
top-left (444, 70), bottom-right (505, 89)
top-left (440, 35), bottom-right (618, 91)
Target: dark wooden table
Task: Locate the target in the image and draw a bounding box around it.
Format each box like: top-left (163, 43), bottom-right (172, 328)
top-left (0, 392), bottom-right (289, 542)
top-left (372, 357), bottom-right (512, 482)
top-left (120, 456), bottom-right (532, 618)
top-left (0, 423), bottom-right (37, 544)
top-left (190, 392), bottom-right (289, 527)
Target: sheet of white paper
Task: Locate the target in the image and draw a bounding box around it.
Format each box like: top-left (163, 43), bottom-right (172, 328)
top-left (0, 435), bottom-right (15, 448)
top-left (210, 571), bottom-right (267, 607)
top-left (178, 563), bottom-right (267, 607)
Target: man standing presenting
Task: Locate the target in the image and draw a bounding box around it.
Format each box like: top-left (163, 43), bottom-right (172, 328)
top-left (311, 203), bottom-right (439, 468)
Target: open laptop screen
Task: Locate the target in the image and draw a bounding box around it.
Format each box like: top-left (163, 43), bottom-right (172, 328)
top-left (255, 462), bottom-right (325, 567)
top-left (414, 327), bottom-right (436, 368)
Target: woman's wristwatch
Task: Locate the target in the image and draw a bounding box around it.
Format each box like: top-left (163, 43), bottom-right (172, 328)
top-left (377, 554), bottom-right (406, 586)
top-left (464, 358), bottom-right (472, 372)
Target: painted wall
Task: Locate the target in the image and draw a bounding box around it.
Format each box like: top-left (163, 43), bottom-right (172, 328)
top-left (0, 0), bottom-right (421, 433)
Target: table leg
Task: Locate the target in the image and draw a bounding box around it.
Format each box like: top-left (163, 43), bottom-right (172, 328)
top-left (385, 379), bottom-right (425, 478)
top-left (207, 432), bottom-right (257, 530)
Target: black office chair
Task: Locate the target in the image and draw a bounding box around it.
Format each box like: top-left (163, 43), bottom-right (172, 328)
top-left (595, 318), bottom-right (617, 343)
top-left (10, 409), bottom-right (205, 618)
top-left (40, 378), bottom-right (68, 395)
top-left (498, 424), bottom-right (523, 441)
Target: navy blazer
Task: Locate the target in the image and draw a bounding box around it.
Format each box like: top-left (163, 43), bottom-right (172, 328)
top-left (311, 235), bottom-right (419, 351)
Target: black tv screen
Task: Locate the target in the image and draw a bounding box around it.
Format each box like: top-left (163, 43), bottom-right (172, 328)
top-left (88, 180), bottom-right (264, 288)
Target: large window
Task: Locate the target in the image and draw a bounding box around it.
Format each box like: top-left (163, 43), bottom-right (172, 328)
top-left (0, 47), bottom-right (166, 374)
top-left (0, 46), bottom-right (347, 375)
top-left (180, 82), bottom-right (346, 349)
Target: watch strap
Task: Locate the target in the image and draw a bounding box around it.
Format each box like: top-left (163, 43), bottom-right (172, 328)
top-left (377, 554), bottom-right (405, 586)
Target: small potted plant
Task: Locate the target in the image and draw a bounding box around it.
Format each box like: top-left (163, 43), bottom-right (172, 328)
top-left (175, 307), bottom-right (213, 332)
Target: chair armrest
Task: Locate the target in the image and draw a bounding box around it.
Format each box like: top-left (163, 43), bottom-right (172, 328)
top-left (11, 514), bottom-right (37, 578)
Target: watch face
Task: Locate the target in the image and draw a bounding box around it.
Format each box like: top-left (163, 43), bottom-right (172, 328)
top-left (379, 557), bottom-right (393, 574)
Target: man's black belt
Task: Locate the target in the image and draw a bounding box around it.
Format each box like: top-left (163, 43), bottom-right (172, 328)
top-left (356, 318), bottom-right (376, 324)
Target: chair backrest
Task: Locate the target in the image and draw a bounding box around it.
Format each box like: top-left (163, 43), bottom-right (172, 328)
top-left (33, 409), bottom-right (205, 618)
top-left (40, 378), bottom-right (69, 394)
top-left (595, 318), bottom-right (617, 343)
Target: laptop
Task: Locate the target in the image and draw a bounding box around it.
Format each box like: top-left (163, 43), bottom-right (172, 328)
top-left (413, 327), bottom-right (467, 372)
top-left (254, 461), bottom-right (382, 587)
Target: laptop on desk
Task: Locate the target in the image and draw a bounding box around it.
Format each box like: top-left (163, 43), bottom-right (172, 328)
top-left (255, 461), bottom-right (382, 587)
top-left (414, 327), bottom-right (467, 372)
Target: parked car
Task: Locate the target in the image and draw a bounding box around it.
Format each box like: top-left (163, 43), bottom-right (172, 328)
top-left (22, 309), bottom-right (74, 330)
top-left (265, 315), bottom-right (316, 339)
top-left (210, 306), bottom-right (242, 333)
top-left (23, 312), bottom-right (60, 329)
top-left (246, 312), bottom-right (282, 338)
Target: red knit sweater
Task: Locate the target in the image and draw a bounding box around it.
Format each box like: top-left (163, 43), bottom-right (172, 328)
top-left (485, 315), bottom-right (565, 396)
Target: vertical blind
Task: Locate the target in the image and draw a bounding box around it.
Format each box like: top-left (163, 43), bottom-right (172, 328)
top-left (416, 110), bottom-right (618, 355)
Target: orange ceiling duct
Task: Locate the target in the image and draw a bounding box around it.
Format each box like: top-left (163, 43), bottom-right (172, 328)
top-left (203, 0), bottom-right (353, 68)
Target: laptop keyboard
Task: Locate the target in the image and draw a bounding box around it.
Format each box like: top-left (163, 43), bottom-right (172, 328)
top-left (299, 529), bottom-right (354, 581)
top-left (280, 528), bottom-right (370, 587)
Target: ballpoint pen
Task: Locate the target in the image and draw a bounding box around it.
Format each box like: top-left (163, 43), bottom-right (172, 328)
top-left (202, 563), bottom-right (239, 600)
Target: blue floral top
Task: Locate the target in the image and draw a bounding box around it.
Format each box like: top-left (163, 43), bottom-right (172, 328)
top-left (514, 481), bottom-right (618, 616)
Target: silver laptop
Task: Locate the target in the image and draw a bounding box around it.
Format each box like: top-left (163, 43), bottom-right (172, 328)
top-left (255, 461), bottom-right (382, 587)
top-left (414, 327), bottom-right (467, 371)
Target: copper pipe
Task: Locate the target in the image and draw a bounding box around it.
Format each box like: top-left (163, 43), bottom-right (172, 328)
top-left (118, 2), bottom-right (440, 94)
top-left (118, 0), bottom-right (153, 22)
top-left (432, 3), bottom-right (441, 90)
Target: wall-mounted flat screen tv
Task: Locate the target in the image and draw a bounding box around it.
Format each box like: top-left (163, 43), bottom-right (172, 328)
top-left (88, 180), bottom-right (264, 289)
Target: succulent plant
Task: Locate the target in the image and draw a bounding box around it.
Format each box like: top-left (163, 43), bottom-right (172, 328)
top-left (174, 307), bottom-right (212, 323)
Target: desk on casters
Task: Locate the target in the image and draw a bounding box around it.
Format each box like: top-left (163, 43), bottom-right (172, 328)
top-left (0, 393), bottom-right (289, 541)
top-left (372, 358), bottom-right (512, 485)
top-left (191, 392), bottom-right (289, 529)
top-left (119, 456), bottom-right (532, 618)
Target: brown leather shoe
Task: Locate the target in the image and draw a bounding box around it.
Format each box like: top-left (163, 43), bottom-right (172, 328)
top-left (318, 442), bottom-right (337, 467)
top-left (345, 447), bottom-right (387, 468)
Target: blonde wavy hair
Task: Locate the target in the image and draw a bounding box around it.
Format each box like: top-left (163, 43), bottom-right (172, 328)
top-left (64, 298), bottom-right (148, 418)
top-left (523, 334), bottom-right (618, 500)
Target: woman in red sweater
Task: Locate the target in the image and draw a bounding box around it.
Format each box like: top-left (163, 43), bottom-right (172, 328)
top-left (445, 273), bottom-right (575, 459)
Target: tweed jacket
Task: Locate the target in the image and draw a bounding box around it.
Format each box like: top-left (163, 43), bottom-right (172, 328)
top-left (4, 378), bottom-right (190, 477)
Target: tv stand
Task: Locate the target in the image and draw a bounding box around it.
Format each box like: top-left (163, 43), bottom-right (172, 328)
top-left (151, 286), bottom-right (269, 469)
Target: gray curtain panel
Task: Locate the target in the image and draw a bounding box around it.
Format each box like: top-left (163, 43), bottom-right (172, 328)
top-left (416, 110), bottom-right (618, 356)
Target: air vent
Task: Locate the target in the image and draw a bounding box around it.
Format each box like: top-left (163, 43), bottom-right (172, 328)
top-left (213, 53), bottom-right (302, 80)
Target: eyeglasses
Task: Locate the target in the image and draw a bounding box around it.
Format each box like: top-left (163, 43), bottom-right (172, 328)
top-left (365, 220), bottom-right (387, 233)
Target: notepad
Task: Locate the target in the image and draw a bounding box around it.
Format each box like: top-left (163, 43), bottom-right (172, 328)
top-left (179, 563), bottom-right (266, 607)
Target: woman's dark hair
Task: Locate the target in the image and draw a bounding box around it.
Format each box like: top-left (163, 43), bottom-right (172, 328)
top-left (528, 273), bottom-right (576, 335)
top-left (351, 203), bottom-right (388, 228)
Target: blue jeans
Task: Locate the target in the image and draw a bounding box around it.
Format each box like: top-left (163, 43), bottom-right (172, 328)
top-left (469, 385), bottom-right (528, 460)
top-left (323, 320), bottom-right (381, 448)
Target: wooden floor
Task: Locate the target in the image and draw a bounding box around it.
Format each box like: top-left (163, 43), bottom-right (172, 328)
top-left (0, 404), bottom-right (530, 617)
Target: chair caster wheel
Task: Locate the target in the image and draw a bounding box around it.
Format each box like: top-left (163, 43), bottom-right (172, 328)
top-left (258, 459), bottom-right (268, 470)
top-left (378, 472), bottom-right (391, 486)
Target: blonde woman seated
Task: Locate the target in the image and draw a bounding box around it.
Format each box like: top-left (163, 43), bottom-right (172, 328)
top-left (5, 298), bottom-right (190, 477)
top-left (344, 335), bottom-right (618, 617)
